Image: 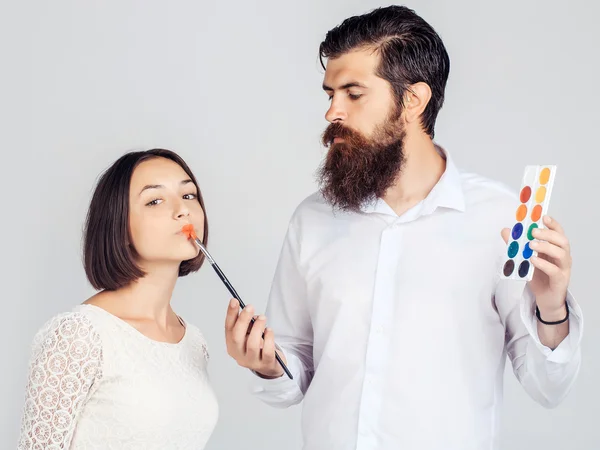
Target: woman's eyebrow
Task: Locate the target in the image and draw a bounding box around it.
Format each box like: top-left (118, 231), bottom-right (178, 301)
top-left (139, 179), bottom-right (193, 195)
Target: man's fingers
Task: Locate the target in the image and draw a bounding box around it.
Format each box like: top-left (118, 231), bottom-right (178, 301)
top-left (531, 255), bottom-right (561, 278)
top-left (224, 304), bottom-right (280, 375)
top-left (530, 240), bottom-right (569, 269)
top-left (262, 327), bottom-right (277, 367)
top-left (225, 298), bottom-right (239, 332)
top-left (230, 305), bottom-right (255, 353)
top-left (246, 316), bottom-right (259, 335)
top-left (246, 315), bottom-right (267, 361)
top-left (532, 227), bottom-right (569, 251)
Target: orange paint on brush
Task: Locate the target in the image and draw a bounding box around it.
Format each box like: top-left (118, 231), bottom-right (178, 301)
top-left (181, 224), bottom-right (197, 240)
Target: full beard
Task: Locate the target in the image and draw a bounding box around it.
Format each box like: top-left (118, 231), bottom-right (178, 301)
top-left (317, 114), bottom-right (406, 212)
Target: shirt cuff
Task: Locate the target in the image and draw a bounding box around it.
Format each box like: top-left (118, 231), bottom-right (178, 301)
top-left (520, 286), bottom-right (584, 363)
top-left (250, 345), bottom-right (302, 390)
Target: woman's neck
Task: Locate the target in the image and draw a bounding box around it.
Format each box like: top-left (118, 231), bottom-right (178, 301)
top-left (90, 262), bottom-right (181, 327)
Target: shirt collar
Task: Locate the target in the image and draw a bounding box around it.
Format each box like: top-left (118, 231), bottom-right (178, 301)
top-left (425, 145), bottom-right (466, 213)
top-left (361, 144), bottom-right (466, 217)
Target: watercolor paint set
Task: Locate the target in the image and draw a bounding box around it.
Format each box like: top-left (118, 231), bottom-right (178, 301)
top-left (501, 165), bottom-right (557, 281)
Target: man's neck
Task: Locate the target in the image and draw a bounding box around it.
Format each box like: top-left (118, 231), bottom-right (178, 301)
top-left (382, 133), bottom-right (446, 216)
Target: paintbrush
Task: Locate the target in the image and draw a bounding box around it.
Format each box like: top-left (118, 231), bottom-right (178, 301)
top-left (182, 224), bottom-right (293, 380)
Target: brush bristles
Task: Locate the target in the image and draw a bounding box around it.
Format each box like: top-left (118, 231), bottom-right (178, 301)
top-left (181, 224), bottom-right (197, 240)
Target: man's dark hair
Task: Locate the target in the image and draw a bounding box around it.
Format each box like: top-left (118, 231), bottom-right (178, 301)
top-left (319, 5), bottom-right (450, 138)
top-left (83, 148), bottom-right (208, 291)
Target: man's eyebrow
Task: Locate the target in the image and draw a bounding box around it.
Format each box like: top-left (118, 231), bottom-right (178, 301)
top-left (322, 82), bottom-right (368, 91)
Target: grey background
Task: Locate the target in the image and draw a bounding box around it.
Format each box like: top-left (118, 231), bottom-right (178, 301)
top-left (1, 0), bottom-right (598, 448)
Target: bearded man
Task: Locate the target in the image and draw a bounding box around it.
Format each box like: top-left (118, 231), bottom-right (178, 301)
top-left (224, 5), bottom-right (582, 450)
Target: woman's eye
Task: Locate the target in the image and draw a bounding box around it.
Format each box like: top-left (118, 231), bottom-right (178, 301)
top-left (146, 198), bottom-right (163, 206)
top-left (183, 193), bottom-right (197, 200)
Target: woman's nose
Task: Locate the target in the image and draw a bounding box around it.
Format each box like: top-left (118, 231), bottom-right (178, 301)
top-left (174, 199), bottom-right (190, 219)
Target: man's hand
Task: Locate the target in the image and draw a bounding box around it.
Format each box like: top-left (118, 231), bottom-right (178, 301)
top-left (502, 215), bottom-right (572, 349)
top-left (502, 215), bottom-right (572, 320)
top-left (225, 298), bottom-right (286, 378)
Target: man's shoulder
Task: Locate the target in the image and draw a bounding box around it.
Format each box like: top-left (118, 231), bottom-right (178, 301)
top-left (458, 169), bottom-right (518, 207)
top-left (285, 191), bottom-right (351, 241)
top-left (290, 191), bottom-right (330, 221)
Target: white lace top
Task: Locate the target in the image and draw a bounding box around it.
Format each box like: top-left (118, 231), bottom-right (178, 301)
top-left (18, 304), bottom-right (219, 449)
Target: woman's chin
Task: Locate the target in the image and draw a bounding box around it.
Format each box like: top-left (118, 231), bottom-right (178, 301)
top-left (170, 239), bottom-right (200, 260)
top-left (180, 246), bottom-right (201, 261)
top-left (139, 245), bottom-right (200, 267)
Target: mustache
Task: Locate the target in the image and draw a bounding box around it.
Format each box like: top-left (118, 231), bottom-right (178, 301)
top-left (317, 117), bottom-right (406, 212)
top-left (321, 122), bottom-right (363, 147)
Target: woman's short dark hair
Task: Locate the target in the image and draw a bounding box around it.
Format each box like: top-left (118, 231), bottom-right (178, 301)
top-left (319, 5), bottom-right (450, 138)
top-left (83, 149), bottom-right (209, 291)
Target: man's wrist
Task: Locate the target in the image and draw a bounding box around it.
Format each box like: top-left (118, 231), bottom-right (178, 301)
top-left (536, 302), bottom-right (569, 324)
top-left (253, 368), bottom-right (285, 379)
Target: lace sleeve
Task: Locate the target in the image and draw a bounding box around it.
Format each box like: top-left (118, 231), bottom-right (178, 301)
top-left (18, 312), bottom-right (103, 449)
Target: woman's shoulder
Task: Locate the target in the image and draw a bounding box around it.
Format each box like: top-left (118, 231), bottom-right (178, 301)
top-left (31, 306), bottom-right (104, 349)
top-left (27, 307), bottom-right (104, 379)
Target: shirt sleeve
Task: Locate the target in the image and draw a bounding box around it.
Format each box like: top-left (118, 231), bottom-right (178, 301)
top-left (18, 312), bottom-right (103, 449)
top-left (494, 278), bottom-right (583, 408)
top-left (251, 218), bottom-right (315, 408)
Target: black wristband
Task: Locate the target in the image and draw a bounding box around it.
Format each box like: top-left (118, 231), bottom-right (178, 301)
top-left (536, 303), bottom-right (569, 325)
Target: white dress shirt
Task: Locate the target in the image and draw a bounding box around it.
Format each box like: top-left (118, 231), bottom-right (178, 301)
top-left (252, 147), bottom-right (583, 450)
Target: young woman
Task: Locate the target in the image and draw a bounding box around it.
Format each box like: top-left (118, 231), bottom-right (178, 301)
top-left (18, 149), bottom-right (219, 449)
